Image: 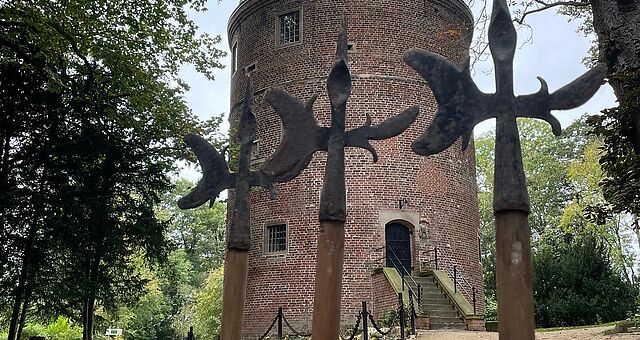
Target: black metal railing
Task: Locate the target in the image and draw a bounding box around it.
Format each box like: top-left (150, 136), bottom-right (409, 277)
top-left (375, 245), bottom-right (423, 309)
top-left (253, 294), bottom-right (417, 340)
top-left (424, 246), bottom-right (478, 314)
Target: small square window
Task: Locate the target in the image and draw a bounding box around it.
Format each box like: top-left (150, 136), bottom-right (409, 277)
top-left (266, 224), bottom-right (287, 253)
top-left (278, 10), bottom-right (301, 46)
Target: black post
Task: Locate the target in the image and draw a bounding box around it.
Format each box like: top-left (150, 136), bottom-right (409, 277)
top-left (472, 287), bottom-right (477, 315)
top-left (408, 292), bottom-right (416, 335)
top-left (187, 326), bottom-right (194, 340)
top-left (398, 293), bottom-right (406, 340)
top-left (417, 283), bottom-right (422, 305)
top-left (277, 307), bottom-right (283, 340)
top-left (434, 247), bottom-right (438, 270)
top-left (453, 265), bottom-right (457, 294)
top-left (362, 301), bottom-right (369, 340)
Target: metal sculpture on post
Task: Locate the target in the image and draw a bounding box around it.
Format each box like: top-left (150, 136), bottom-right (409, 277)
top-left (266, 21), bottom-right (419, 339)
top-left (178, 79), bottom-right (319, 339)
top-left (403, 0), bottom-right (606, 338)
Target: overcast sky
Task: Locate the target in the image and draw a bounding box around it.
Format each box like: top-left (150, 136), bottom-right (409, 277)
top-left (178, 0), bottom-right (616, 178)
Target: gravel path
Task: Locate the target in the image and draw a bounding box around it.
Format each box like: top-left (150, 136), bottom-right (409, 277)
top-left (416, 326), bottom-right (640, 340)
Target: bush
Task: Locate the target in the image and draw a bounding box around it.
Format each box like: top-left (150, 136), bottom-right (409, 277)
top-left (533, 234), bottom-right (637, 328)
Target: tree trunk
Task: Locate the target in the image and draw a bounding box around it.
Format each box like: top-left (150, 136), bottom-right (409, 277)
top-left (591, 0), bottom-right (640, 152)
top-left (7, 227), bottom-right (37, 340)
top-left (82, 254), bottom-right (100, 340)
top-left (16, 288), bottom-right (31, 340)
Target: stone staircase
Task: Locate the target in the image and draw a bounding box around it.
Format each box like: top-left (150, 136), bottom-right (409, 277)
top-left (405, 275), bottom-right (466, 330)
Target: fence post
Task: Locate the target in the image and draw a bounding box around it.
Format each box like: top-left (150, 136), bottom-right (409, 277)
top-left (362, 301), bottom-right (369, 340)
top-left (453, 265), bottom-right (457, 293)
top-left (434, 247), bottom-right (438, 270)
top-left (472, 287), bottom-right (477, 315)
top-left (408, 292), bottom-right (416, 335)
top-left (398, 293), bottom-right (406, 340)
top-left (277, 307), bottom-right (283, 340)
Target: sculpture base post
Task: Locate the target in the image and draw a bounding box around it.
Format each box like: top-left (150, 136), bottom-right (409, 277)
top-left (312, 220), bottom-right (345, 340)
top-left (220, 248), bottom-right (249, 340)
top-left (495, 210), bottom-right (535, 340)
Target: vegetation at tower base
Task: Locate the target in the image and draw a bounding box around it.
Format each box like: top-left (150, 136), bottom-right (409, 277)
top-left (0, 0), bottom-right (225, 338)
top-left (476, 119), bottom-right (639, 327)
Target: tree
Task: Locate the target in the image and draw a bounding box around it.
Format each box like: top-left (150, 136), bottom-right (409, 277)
top-left (476, 118), bottom-right (638, 326)
top-left (0, 1), bottom-right (225, 339)
top-left (533, 232), bottom-right (637, 327)
top-left (190, 267), bottom-right (224, 340)
top-left (158, 179), bottom-right (227, 284)
top-left (508, 0), bottom-right (640, 244)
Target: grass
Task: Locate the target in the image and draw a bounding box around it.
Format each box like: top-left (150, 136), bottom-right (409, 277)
top-left (536, 321), bottom-right (620, 333)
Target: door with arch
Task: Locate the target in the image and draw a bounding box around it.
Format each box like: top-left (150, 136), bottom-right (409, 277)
top-left (385, 222), bottom-right (412, 274)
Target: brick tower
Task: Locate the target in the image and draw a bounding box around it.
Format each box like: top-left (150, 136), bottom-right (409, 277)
top-left (227, 0), bottom-right (483, 335)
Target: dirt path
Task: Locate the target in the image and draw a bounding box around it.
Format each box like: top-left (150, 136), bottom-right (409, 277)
top-left (416, 326), bottom-right (640, 339)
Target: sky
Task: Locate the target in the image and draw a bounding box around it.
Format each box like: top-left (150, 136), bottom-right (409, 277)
top-left (177, 0), bottom-right (616, 179)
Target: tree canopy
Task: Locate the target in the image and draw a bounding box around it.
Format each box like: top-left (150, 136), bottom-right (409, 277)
top-left (0, 1), bottom-right (226, 339)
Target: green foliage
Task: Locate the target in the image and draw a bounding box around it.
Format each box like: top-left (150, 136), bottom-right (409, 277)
top-left (476, 118), bottom-right (639, 326)
top-left (190, 267), bottom-right (224, 340)
top-left (587, 72), bottom-right (640, 219)
top-left (43, 317), bottom-right (83, 340)
top-left (533, 233), bottom-right (637, 328)
top-left (0, 0), bottom-right (226, 337)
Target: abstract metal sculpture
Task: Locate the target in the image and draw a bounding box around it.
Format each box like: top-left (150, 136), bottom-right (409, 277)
top-left (266, 21), bottom-right (419, 339)
top-left (403, 0), bottom-right (606, 338)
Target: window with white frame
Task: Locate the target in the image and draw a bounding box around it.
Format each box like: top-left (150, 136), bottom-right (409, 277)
top-left (277, 10), bottom-right (301, 46)
top-left (265, 223), bottom-right (287, 253)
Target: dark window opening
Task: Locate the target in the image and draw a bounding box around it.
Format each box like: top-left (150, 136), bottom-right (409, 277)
top-left (231, 42), bottom-right (238, 74)
top-left (278, 11), bottom-right (300, 46)
top-left (266, 224), bottom-right (287, 253)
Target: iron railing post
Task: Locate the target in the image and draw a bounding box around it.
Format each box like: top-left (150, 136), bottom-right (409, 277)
top-left (453, 265), bottom-right (457, 293)
top-left (362, 301), bottom-right (369, 340)
top-left (277, 307), bottom-right (283, 340)
top-left (417, 283), bottom-right (422, 305)
top-left (398, 293), bottom-right (406, 340)
top-left (434, 247), bottom-right (438, 270)
top-left (408, 292), bottom-right (416, 335)
top-left (472, 287), bottom-right (477, 314)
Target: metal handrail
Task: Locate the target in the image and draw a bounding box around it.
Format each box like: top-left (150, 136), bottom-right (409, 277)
top-left (424, 246), bottom-right (477, 312)
top-left (383, 245), bottom-right (422, 308)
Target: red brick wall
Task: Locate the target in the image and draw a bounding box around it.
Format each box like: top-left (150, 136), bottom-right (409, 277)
top-left (370, 272), bottom-right (397, 321)
top-left (227, 0), bottom-right (484, 336)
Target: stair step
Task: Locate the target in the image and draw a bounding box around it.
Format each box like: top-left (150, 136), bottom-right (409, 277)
top-left (422, 303), bottom-right (455, 312)
top-left (430, 322), bottom-right (467, 330)
top-left (427, 310), bottom-right (460, 318)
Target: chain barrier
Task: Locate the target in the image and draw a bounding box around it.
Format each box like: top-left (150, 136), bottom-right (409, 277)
top-left (339, 311), bottom-right (362, 340)
top-left (282, 314), bottom-right (312, 337)
top-left (366, 311), bottom-right (394, 336)
top-left (257, 314), bottom-right (279, 340)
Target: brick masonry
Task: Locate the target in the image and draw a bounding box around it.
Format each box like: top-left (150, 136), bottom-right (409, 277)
top-left (227, 0), bottom-right (484, 336)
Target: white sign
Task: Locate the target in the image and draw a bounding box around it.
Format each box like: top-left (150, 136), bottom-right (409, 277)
top-left (105, 328), bottom-right (123, 336)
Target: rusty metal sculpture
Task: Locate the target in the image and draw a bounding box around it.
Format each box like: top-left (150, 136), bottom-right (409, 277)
top-left (266, 21), bottom-right (419, 339)
top-left (179, 81), bottom-right (276, 340)
top-left (180, 21), bottom-right (417, 339)
top-left (403, 0), bottom-right (606, 338)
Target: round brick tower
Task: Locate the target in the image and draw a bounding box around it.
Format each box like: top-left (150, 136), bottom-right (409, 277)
top-left (227, 0), bottom-right (483, 335)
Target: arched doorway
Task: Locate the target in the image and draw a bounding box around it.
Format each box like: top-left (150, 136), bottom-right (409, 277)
top-left (385, 222), bottom-right (412, 274)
